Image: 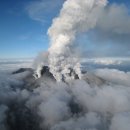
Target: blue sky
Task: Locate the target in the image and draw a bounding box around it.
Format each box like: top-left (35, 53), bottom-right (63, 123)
top-left (0, 0), bottom-right (130, 58)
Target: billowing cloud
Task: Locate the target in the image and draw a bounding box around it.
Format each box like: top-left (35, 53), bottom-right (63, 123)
top-left (0, 57), bottom-right (130, 130)
top-left (26, 0), bottom-right (130, 57)
top-left (110, 112), bottom-right (130, 130)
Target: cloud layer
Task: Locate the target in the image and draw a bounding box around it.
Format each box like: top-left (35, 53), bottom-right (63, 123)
top-left (0, 67), bottom-right (130, 130)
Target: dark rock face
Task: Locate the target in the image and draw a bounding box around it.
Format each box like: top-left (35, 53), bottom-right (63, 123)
top-left (61, 68), bottom-right (80, 82)
top-left (12, 66), bottom-right (80, 83)
top-left (41, 66), bottom-right (56, 80)
top-left (11, 66), bottom-right (82, 92)
top-left (68, 68), bottom-right (79, 80)
top-left (33, 66), bottom-right (56, 81)
top-left (34, 66), bottom-right (80, 82)
top-left (12, 68), bottom-right (33, 74)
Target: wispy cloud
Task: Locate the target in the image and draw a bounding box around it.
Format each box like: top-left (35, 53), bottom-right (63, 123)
top-left (19, 34), bottom-right (31, 40)
top-left (89, 57), bottom-right (130, 65)
top-left (25, 0), bottom-right (64, 23)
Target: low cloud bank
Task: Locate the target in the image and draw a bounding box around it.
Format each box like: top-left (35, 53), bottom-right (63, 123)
top-left (0, 68), bottom-right (130, 130)
top-left (95, 68), bottom-right (130, 86)
top-left (0, 58), bottom-right (33, 73)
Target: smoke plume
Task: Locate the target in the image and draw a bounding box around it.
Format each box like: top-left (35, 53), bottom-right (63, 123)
top-left (48, 0), bottom-right (107, 81)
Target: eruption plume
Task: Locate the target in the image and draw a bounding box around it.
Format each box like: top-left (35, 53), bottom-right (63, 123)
top-left (48, 0), bottom-right (107, 81)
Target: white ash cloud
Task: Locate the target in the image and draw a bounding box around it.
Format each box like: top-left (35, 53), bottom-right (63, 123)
top-left (48, 0), bottom-right (107, 81)
top-left (33, 51), bottom-right (49, 78)
top-left (35, 0), bottom-right (130, 80)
